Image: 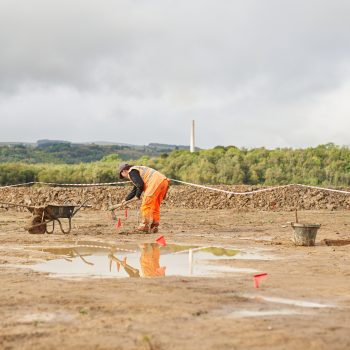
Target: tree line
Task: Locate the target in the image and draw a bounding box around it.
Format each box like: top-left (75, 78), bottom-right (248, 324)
top-left (0, 144), bottom-right (350, 186)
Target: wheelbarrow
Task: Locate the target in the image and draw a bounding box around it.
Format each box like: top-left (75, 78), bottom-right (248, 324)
top-left (0, 200), bottom-right (91, 234)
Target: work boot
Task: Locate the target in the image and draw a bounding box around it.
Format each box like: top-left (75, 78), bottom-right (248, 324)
top-left (150, 222), bottom-right (159, 233)
top-left (137, 222), bottom-right (150, 233)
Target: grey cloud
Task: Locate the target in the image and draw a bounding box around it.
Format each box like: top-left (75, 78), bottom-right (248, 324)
top-left (1, 0), bottom-right (350, 147)
top-left (1, 0), bottom-right (349, 92)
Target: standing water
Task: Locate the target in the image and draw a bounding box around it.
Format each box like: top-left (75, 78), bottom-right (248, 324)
top-left (25, 242), bottom-right (265, 279)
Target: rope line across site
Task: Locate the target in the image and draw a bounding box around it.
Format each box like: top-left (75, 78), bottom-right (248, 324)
top-left (73, 244), bottom-right (137, 253)
top-left (170, 179), bottom-right (350, 195)
top-left (0, 181), bottom-right (131, 188)
top-left (1, 179), bottom-right (350, 196)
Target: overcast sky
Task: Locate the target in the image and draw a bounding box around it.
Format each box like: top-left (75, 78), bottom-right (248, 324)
top-left (1, 0), bottom-right (350, 149)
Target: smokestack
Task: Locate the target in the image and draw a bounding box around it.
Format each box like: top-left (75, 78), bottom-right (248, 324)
top-left (190, 120), bottom-right (195, 153)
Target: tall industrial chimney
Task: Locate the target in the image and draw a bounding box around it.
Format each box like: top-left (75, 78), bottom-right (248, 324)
top-left (190, 120), bottom-right (195, 153)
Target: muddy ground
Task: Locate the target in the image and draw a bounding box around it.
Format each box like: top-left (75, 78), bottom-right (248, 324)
top-left (1, 206), bottom-right (350, 350)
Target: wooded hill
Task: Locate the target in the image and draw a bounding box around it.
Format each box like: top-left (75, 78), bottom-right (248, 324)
top-left (0, 141), bottom-right (189, 164)
top-left (0, 143), bottom-right (349, 187)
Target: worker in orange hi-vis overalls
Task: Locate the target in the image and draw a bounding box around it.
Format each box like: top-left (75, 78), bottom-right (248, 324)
top-left (119, 163), bottom-right (170, 233)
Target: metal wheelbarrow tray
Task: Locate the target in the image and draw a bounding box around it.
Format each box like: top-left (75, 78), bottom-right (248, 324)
top-left (0, 201), bottom-right (91, 234)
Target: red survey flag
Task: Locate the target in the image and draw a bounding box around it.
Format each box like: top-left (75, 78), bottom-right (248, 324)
top-left (253, 273), bottom-right (268, 288)
top-left (115, 218), bottom-right (122, 229)
top-left (156, 235), bottom-right (167, 247)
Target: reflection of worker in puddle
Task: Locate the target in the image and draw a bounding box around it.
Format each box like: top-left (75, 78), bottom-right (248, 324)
top-left (139, 243), bottom-right (166, 277)
top-left (108, 243), bottom-right (165, 278)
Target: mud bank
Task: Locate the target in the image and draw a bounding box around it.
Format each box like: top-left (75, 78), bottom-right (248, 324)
top-left (1, 184), bottom-right (350, 211)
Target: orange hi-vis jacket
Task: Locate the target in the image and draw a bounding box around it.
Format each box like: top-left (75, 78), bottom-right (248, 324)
top-left (129, 166), bottom-right (167, 196)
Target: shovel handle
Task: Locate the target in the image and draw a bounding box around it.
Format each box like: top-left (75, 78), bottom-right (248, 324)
top-left (108, 197), bottom-right (139, 211)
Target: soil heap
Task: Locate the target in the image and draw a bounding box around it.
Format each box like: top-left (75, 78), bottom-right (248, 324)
top-left (1, 184), bottom-right (350, 211)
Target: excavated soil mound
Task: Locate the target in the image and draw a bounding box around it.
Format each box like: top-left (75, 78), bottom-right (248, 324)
top-left (1, 184), bottom-right (350, 211)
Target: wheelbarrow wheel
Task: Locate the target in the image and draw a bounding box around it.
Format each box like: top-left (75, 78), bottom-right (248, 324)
top-left (27, 215), bottom-right (47, 234)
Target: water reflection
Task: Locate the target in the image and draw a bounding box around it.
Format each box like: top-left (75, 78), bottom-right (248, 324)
top-left (139, 243), bottom-right (166, 277)
top-left (107, 243), bottom-right (167, 278)
top-left (108, 253), bottom-right (140, 278)
top-left (30, 243), bottom-right (250, 279)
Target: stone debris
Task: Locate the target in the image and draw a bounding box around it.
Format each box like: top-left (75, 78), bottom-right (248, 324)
top-left (1, 184), bottom-right (350, 211)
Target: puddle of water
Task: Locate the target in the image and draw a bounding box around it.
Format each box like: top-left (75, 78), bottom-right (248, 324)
top-left (243, 295), bottom-right (335, 308)
top-left (223, 294), bottom-right (335, 319)
top-left (24, 242), bottom-right (264, 279)
top-left (228, 309), bottom-right (308, 318)
top-left (19, 312), bottom-right (74, 323)
top-left (238, 236), bottom-right (274, 242)
top-left (233, 251), bottom-right (276, 261)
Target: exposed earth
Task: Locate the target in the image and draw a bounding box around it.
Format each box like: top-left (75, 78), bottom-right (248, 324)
top-left (1, 185), bottom-right (350, 349)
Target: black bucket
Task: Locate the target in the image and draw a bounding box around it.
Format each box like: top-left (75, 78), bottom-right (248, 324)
top-left (291, 223), bottom-right (321, 246)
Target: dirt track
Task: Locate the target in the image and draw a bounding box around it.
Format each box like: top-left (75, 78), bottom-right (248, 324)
top-left (1, 201), bottom-right (350, 350)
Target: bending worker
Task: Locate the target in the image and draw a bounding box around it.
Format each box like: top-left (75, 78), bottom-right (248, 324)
top-left (119, 163), bottom-right (169, 233)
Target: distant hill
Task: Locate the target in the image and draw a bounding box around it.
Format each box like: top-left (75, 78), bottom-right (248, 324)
top-left (148, 143), bottom-right (200, 151)
top-left (0, 142), bottom-right (35, 146)
top-left (1, 143), bottom-right (350, 187)
top-left (36, 139), bottom-right (71, 147)
top-left (0, 140), bottom-right (198, 164)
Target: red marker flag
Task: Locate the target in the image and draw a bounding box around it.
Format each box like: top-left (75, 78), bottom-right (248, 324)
top-left (156, 235), bottom-right (167, 247)
top-left (253, 273), bottom-right (268, 288)
top-left (115, 218), bottom-right (122, 229)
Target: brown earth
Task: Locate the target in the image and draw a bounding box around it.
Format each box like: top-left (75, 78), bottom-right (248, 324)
top-left (1, 183), bottom-right (350, 211)
top-left (1, 186), bottom-right (350, 350)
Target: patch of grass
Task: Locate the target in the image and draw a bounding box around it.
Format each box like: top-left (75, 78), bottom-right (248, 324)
top-left (141, 335), bottom-right (161, 350)
top-left (79, 308), bottom-right (88, 315)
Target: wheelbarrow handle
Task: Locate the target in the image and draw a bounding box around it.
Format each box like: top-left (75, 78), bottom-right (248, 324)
top-left (108, 197), bottom-right (139, 211)
top-left (0, 201), bottom-right (36, 210)
top-left (72, 198), bottom-right (93, 217)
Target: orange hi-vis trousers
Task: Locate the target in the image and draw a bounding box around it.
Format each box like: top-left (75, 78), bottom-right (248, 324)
top-left (141, 179), bottom-right (169, 224)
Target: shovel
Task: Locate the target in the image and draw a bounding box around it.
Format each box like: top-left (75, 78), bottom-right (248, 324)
top-left (108, 197), bottom-right (139, 211)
